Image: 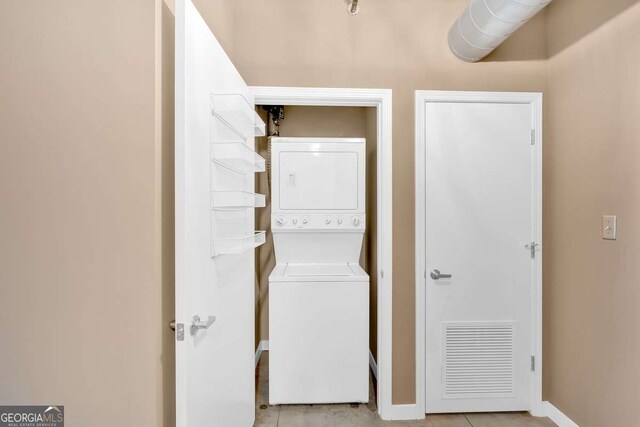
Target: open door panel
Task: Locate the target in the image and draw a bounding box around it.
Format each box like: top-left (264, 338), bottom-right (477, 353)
top-left (175, 1), bottom-right (265, 426)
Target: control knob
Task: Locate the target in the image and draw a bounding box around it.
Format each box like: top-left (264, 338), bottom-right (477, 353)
top-left (276, 216), bottom-right (286, 226)
top-left (325, 218), bottom-right (332, 225)
top-left (352, 216), bottom-right (360, 226)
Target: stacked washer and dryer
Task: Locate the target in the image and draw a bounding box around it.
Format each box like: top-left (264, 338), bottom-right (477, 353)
top-left (268, 137), bottom-right (370, 405)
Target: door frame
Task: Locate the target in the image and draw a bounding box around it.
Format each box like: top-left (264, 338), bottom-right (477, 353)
top-left (414, 91), bottom-right (543, 416)
top-left (250, 86), bottom-right (395, 419)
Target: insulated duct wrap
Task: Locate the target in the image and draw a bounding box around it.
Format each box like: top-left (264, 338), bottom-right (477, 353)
top-left (448, 0), bottom-right (552, 62)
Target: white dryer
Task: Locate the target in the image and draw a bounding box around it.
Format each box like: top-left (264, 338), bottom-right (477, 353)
top-left (269, 137), bottom-right (369, 405)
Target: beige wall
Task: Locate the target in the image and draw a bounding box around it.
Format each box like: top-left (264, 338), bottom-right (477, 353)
top-left (0, 0), bottom-right (234, 426)
top-left (544, 1), bottom-right (640, 426)
top-left (161, 2), bottom-right (176, 426)
top-left (364, 107), bottom-right (379, 360)
top-left (0, 1), bottom-right (161, 426)
top-left (254, 106), bottom-right (378, 358)
top-left (4, 0), bottom-right (638, 424)
top-left (225, 0), bottom-right (548, 403)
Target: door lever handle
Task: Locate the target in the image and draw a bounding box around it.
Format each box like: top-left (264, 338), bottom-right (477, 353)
top-left (430, 269), bottom-right (452, 280)
top-left (190, 315), bottom-right (216, 336)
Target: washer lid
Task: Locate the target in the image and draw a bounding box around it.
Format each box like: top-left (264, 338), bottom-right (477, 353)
top-left (272, 232), bottom-right (365, 264)
top-left (269, 263), bottom-right (369, 282)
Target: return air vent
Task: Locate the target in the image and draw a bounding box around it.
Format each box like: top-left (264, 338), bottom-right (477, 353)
top-left (443, 322), bottom-right (515, 399)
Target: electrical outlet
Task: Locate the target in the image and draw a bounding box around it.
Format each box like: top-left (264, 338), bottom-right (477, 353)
top-left (602, 215), bottom-right (617, 240)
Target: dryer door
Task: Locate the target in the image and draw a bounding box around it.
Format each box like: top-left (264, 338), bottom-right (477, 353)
top-left (279, 150), bottom-right (359, 211)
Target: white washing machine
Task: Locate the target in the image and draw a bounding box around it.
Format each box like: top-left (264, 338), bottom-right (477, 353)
top-left (269, 137), bottom-right (369, 405)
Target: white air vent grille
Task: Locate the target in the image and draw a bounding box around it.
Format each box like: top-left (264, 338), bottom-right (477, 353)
top-left (442, 322), bottom-right (515, 399)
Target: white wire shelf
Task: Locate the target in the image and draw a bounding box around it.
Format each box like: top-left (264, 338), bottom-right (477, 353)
top-left (211, 142), bottom-right (266, 174)
top-left (210, 94), bottom-right (266, 142)
top-left (211, 191), bottom-right (266, 210)
top-left (211, 231), bottom-right (266, 257)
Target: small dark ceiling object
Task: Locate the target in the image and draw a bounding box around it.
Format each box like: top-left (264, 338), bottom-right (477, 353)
top-left (348, 0), bottom-right (359, 15)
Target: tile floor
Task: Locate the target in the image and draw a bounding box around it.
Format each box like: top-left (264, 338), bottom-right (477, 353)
top-left (255, 353), bottom-right (556, 427)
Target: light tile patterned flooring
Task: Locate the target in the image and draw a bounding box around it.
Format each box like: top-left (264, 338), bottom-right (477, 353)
top-left (255, 353), bottom-right (556, 427)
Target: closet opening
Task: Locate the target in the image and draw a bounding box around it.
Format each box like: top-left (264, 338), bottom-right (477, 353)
top-left (253, 104), bottom-right (380, 418)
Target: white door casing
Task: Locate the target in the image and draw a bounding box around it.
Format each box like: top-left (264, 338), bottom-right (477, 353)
top-left (415, 91), bottom-right (543, 416)
top-left (176, 1), bottom-right (258, 426)
top-left (250, 87), bottom-right (399, 419)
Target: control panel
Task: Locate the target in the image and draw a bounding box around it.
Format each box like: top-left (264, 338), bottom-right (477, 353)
top-left (272, 214), bottom-right (365, 230)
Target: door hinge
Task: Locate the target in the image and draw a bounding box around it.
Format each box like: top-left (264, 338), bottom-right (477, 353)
top-left (531, 355), bottom-right (535, 372)
top-left (525, 242), bottom-right (539, 259)
top-left (176, 323), bottom-right (184, 341)
top-left (530, 129), bottom-right (535, 145)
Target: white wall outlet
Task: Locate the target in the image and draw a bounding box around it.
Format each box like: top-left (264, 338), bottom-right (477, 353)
top-left (602, 215), bottom-right (617, 240)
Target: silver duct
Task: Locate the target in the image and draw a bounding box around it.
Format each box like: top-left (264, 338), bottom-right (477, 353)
top-left (448, 0), bottom-right (552, 62)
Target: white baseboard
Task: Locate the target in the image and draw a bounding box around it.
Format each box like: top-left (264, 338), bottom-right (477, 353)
top-left (542, 401), bottom-right (579, 427)
top-left (369, 350), bottom-right (378, 379)
top-left (255, 340), bottom-right (269, 368)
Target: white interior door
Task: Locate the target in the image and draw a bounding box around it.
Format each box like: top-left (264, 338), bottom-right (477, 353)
top-left (422, 94), bottom-right (541, 413)
top-left (175, 1), bottom-right (263, 426)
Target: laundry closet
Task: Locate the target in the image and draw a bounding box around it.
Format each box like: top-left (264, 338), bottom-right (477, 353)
top-left (254, 106), bottom-right (379, 404)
